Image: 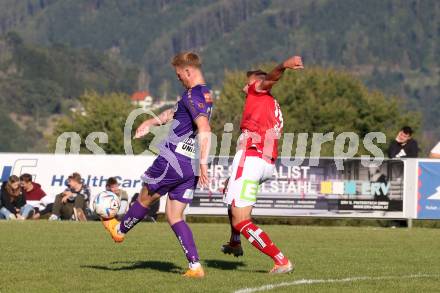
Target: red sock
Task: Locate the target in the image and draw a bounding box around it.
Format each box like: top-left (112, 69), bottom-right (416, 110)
top-left (235, 219), bottom-right (288, 265)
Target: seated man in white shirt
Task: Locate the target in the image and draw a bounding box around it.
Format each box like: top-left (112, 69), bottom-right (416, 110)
top-left (105, 177), bottom-right (129, 219)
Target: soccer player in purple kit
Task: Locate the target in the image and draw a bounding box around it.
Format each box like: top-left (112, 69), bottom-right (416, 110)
top-left (101, 52), bottom-right (212, 278)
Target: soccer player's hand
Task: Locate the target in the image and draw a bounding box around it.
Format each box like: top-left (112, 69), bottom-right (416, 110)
top-left (199, 163), bottom-right (209, 188)
top-left (220, 177), bottom-right (230, 194)
top-left (63, 191), bottom-right (72, 197)
top-left (283, 56), bottom-right (304, 70)
top-left (134, 122), bottom-right (150, 139)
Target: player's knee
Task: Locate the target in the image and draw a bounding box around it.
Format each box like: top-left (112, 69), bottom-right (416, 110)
top-left (166, 212), bottom-right (183, 226)
top-left (138, 193), bottom-right (150, 206)
top-left (138, 187), bottom-right (159, 206)
top-left (138, 194), bottom-right (154, 206)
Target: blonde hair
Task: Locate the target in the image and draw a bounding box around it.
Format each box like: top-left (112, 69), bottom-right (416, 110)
top-left (171, 52), bottom-right (201, 68)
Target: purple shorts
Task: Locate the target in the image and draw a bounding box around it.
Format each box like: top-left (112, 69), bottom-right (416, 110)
top-left (141, 155), bottom-right (198, 203)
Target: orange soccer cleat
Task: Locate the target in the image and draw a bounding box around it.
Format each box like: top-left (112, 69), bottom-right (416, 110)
top-left (101, 217), bottom-right (125, 243)
top-left (269, 260), bottom-right (294, 274)
top-left (183, 266), bottom-right (205, 278)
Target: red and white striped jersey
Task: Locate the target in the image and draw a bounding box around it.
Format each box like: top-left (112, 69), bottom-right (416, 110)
top-left (239, 81), bottom-right (283, 161)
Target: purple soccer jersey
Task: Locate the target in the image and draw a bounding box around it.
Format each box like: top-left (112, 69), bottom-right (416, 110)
top-left (142, 84), bottom-right (212, 203)
top-left (161, 84), bottom-right (212, 162)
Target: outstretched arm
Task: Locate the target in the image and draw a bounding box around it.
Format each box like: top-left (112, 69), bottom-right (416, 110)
top-left (258, 56), bottom-right (304, 91)
top-left (134, 108), bottom-right (174, 139)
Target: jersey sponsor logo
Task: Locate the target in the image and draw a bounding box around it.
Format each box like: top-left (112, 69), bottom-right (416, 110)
top-left (175, 137), bottom-right (196, 159)
top-left (240, 179), bottom-right (259, 202)
top-left (183, 189), bottom-right (194, 199)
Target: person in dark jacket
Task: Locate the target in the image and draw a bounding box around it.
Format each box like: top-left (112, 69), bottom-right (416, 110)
top-left (388, 126), bottom-right (419, 158)
top-left (0, 175), bottom-right (35, 220)
top-left (49, 172), bottom-right (90, 221)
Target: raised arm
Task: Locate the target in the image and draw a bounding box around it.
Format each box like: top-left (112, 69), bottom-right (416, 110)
top-left (194, 116), bottom-right (211, 187)
top-left (134, 108), bottom-right (174, 139)
top-left (258, 56), bottom-right (304, 91)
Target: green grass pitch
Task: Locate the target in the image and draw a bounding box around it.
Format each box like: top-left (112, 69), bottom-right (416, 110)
top-left (0, 221), bottom-right (439, 292)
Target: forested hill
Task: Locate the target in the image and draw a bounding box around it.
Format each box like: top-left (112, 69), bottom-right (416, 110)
top-left (0, 32), bottom-right (138, 151)
top-left (0, 0), bottom-right (439, 151)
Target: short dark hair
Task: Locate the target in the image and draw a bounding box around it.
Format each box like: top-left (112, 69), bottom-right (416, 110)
top-left (246, 69), bottom-right (267, 77)
top-left (68, 172), bottom-right (82, 183)
top-left (106, 177), bottom-right (119, 187)
top-left (19, 173), bottom-right (33, 183)
top-left (401, 126), bottom-right (413, 135)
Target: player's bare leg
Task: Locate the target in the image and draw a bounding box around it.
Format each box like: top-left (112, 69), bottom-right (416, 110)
top-left (221, 205), bottom-right (244, 257)
top-left (231, 205), bottom-right (294, 274)
top-left (102, 185), bottom-right (160, 243)
top-left (166, 197), bottom-right (204, 278)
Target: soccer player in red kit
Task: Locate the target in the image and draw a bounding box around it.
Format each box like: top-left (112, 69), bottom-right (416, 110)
top-left (222, 56), bottom-right (304, 273)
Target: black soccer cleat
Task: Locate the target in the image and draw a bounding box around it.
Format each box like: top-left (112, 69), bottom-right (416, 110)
top-left (221, 242), bottom-right (244, 257)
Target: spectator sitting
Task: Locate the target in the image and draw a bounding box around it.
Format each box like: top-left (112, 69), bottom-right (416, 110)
top-left (49, 172), bottom-right (90, 221)
top-left (388, 126), bottom-right (419, 158)
top-left (19, 173), bottom-right (47, 219)
top-left (430, 141), bottom-right (440, 159)
top-left (0, 175), bottom-right (35, 220)
top-left (105, 177), bottom-right (129, 219)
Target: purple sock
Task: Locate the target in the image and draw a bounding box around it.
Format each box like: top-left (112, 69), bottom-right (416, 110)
top-left (171, 220), bottom-right (199, 263)
top-left (119, 201), bottom-right (149, 234)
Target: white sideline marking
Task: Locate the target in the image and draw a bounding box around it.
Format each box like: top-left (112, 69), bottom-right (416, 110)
top-left (234, 274), bottom-right (438, 293)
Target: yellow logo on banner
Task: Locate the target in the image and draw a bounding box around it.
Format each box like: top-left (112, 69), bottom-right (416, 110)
top-left (320, 181), bottom-right (332, 194)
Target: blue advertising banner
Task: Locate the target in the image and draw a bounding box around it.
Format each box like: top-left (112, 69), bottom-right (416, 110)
top-left (418, 161), bottom-right (440, 219)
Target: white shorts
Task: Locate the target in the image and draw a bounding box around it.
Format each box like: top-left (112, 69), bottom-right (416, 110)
top-left (224, 149), bottom-right (274, 207)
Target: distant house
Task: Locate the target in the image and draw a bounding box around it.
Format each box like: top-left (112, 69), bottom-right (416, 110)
top-left (130, 91), bottom-right (153, 110)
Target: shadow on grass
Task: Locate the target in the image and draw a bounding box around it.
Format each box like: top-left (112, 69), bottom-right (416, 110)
top-left (204, 259), bottom-right (246, 270)
top-left (81, 260), bottom-right (182, 273)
